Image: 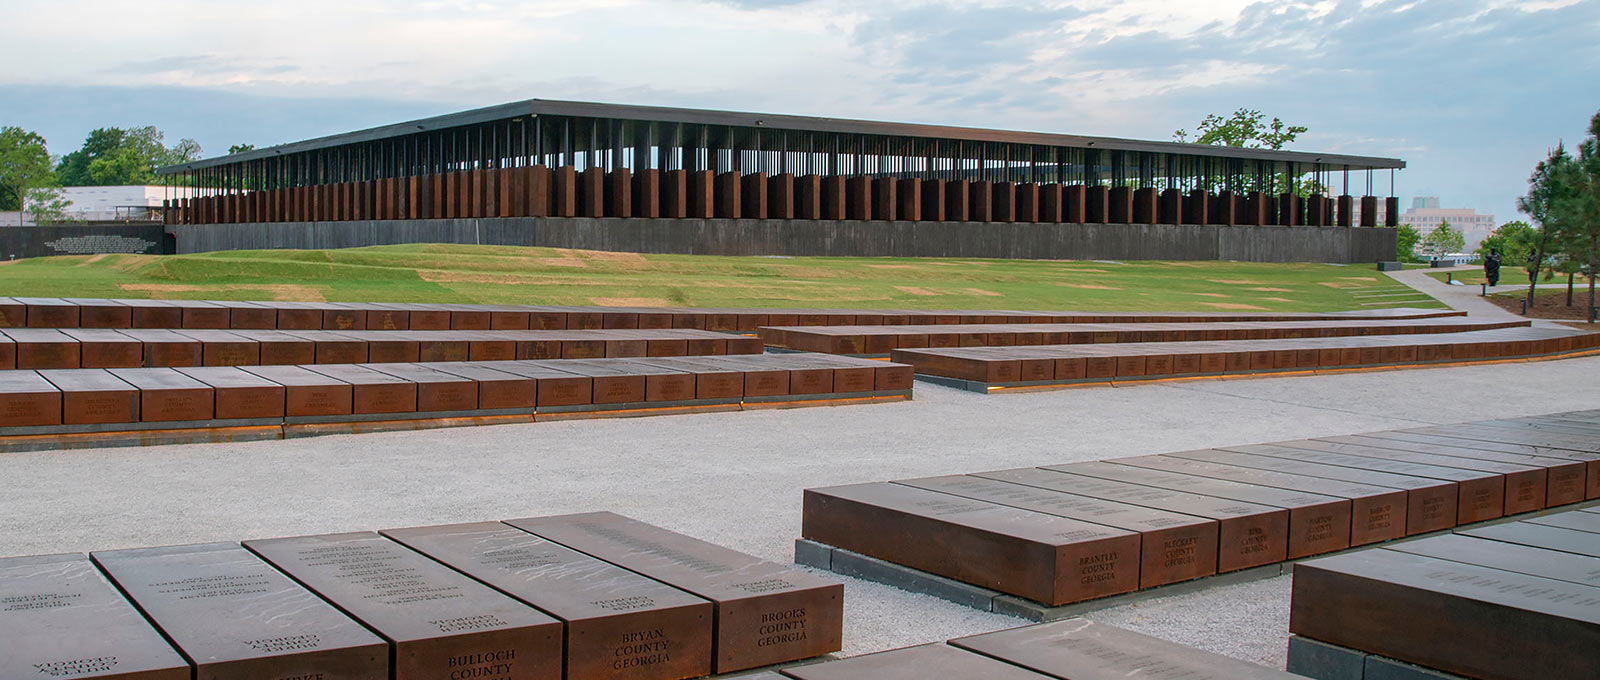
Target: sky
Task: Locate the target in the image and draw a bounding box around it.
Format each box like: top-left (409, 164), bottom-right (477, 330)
top-left (3, 0), bottom-right (1597, 225)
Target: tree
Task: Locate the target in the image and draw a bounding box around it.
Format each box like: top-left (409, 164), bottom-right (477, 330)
top-left (1173, 108), bottom-right (1307, 150)
top-left (1395, 223), bottom-right (1423, 262)
top-left (1477, 221), bottom-right (1537, 269)
top-left (1557, 110), bottom-right (1600, 322)
top-left (24, 187), bottom-right (76, 225)
top-left (0, 126), bottom-right (54, 223)
top-left (55, 126), bottom-right (201, 187)
top-left (1516, 145), bottom-right (1576, 310)
top-left (1420, 220), bottom-right (1465, 258)
top-left (228, 143), bottom-right (256, 155)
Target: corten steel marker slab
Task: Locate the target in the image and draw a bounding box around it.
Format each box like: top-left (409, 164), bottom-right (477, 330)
top-left (63, 298), bottom-right (133, 328)
top-left (780, 643), bottom-right (1052, 680)
top-left (1407, 423), bottom-right (1600, 453)
top-left (1222, 443), bottom-right (1506, 524)
top-left (209, 300), bottom-right (277, 329)
top-left (304, 364), bottom-right (417, 414)
top-left (631, 358), bottom-right (745, 400)
top-left (106, 368), bottom-right (214, 422)
top-left (116, 300), bottom-right (183, 329)
top-left (1385, 533), bottom-right (1600, 588)
top-left (1266, 438), bottom-right (1546, 515)
top-left (524, 361), bottom-right (644, 405)
top-left (228, 330), bottom-right (317, 366)
top-left (280, 331), bottom-right (370, 365)
top-left (1526, 509), bottom-right (1600, 534)
top-left (60, 329), bottom-right (142, 368)
top-left (469, 361), bottom-right (593, 408)
top-left (1458, 522), bottom-right (1600, 558)
top-left (0, 553), bottom-right (189, 680)
top-left (17, 297), bottom-right (81, 328)
top-left (5, 329), bottom-right (82, 369)
top-left (681, 356), bottom-right (788, 397)
top-left (1163, 449), bottom-right (1459, 535)
top-left (173, 329), bottom-right (262, 366)
top-left (950, 618), bottom-right (1307, 680)
top-left (40, 369), bottom-right (139, 425)
top-left (173, 367), bottom-right (286, 420)
top-left (1289, 549), bottom-right (1600, 680)
top-left (1328, 432), bottom-right (1590, 507)
top-left (421, 363), bottom-right (537, 410)
top-left (361, 363), bottom-right (480, 412)
top-left (506, 511), bottom-right (844, 673)
top-left (801, 483), bottom-right (1140, 606)
top-left (239, 365), bottom-right (354, 417)
top-left (0, 369), bottom-right (62, 426)
top-left (0, 333), bottom-right (13, 369)
top-left (0, 297), bottom-right (22, 327)
top-left (589, 359), bottom-right (697, 402)
top-left (92, 543), bottom-right (388, 680)
top-left (1044, 461), bottom-right (1351, 559)
top-left (116, 329), bottom-right (202, 368)
top-left (244, 532), bottom-right (563, 680)
top-left (893, 475), bottom-right (1219, 588)
top-left (972, 467), bottom-right (1286, 572)
top-left (383, 521), bottom-right (714, 680)
top-left (1116, 454), bottom-right (1408, 545)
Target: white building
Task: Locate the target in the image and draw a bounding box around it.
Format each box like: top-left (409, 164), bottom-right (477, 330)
top-left (6, 185), bottom-right (199, 225)
top-left (1349, 196), bottom-right (1496, 252)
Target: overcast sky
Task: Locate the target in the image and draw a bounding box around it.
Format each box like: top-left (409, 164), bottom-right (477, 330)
top-left (3, 0), bottom-right (1596, 224)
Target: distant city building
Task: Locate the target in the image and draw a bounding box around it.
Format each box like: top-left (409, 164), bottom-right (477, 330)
top-left (9, 186), bottom-right (199, 225)
top-left (1350, 196), bottom-right (1495, 252)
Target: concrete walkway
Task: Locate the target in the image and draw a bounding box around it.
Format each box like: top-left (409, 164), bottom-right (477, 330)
top-left (2, 353), bottom-right (1598, 669)
top-left (1383, 265), bottom-right (1560, 325)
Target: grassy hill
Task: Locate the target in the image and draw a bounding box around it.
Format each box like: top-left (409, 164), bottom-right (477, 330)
top-left (0, 244), bottom-right (1442, 312)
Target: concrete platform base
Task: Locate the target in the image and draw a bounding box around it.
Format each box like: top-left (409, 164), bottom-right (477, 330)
top-left (1288, 636), bottom-right (1469, 680)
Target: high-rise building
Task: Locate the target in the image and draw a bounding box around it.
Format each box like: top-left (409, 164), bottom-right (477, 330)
top-left (1351, 196), bottom-right (1494, 252)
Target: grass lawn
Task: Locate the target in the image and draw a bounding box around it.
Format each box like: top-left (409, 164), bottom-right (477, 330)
top-left (0, 245), bottom-right (1444, 313)
top-left (1431, 269), bottom-right (1597, 288)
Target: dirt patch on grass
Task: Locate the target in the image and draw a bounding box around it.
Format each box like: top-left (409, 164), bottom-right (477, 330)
top-left (1262, 297), bottom-right (1297, 303)
top-left (1198, 302), bottom-right (1268, 310)
top-left (1063, 268), bottom-right (1110, 273)
top-left (1209, 279), bottom-right (1263, 285)
top-left (964, 288), bottom-right (1003, 297)
top-left (1318, 281), bottom-right (1360, 289)
top-left (867, 264), bottom-right (920, 270)
top-left (1338, 276), bottom-right (1378, 282)
top-left (117, 283), bottom-right (328, 301)
top-left (1057, 283), bottom-right (1120, 290)
top-left (590, 297), bottom-right (674, 307)
top-left (894, 286), bottom-right (941, 296)
top-left (1249, 287), bottom-right (1293, 292)
top-left (1192, 293), bottom-right (1231, 298)
top-left (81, 254), bottom-right (110, 265)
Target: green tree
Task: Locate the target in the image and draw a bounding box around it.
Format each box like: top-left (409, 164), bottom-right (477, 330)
top-left (24, 187), bottom-right (76, 225)
top-left (1173, 108), bottom-right (1307, 149)
top-left (228, 143), bottom-right (256, 155)
top-left (1556, 110), bottom-right (1600, 321)
top-left (1395, 223), bottom-right (1423, 262)
top-left (1420, 220), bottom-right (1465, 258)
top-left (1516, 145), bottom-right (1576, 310)
top-left (0, 126), bottom-right (54, 223)
top-left (1476, 220), bottom-right (1536, 267)
top-left (55, 126), bottom-right (201, 186)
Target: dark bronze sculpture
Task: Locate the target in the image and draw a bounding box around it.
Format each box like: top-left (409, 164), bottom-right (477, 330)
top-left (1485, 247), bottom-right (1502, 286)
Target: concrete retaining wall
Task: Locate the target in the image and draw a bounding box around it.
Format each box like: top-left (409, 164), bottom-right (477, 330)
top-left (168, 218), bottom-right (1396, 263)
top-left (2, 224), bottom-right (172, 260)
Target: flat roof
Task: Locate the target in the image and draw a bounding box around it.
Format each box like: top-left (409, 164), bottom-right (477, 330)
top-left (158, 98), bottom-right (1407, 174)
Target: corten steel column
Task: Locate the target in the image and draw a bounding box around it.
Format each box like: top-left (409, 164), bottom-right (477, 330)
top-left (1186, 190), bottom-right (1209, 226)
top-left (1062, 185), bottom-right (1086, 223)
top-left (821, 176), bottom-right (847, 219)
top-left (1279, 193), bottom-right (1300, 226)
top-left (607, 168), bottom-right (632, 218)
top-left (872, 177), bottom-right (896, 221)
top-left (687, 170), bottom-right (714, 218)
top-left (443, 174), bottom-right (457, 219)
top-left (968, 180), bottom-right (992, 221)
top-left (1158, 189), bottom-right (1181, 224)
top-left (921, 180), bottom-right (946, 221)
top-left (1360, 195), bottom-right (1378, 227)
top-left (1265, 194), bottom-right (1280, 225)
top-left (1307, 194), bottom-right (1326, 226)
top-left (1325, 197), bottom-right (1337, 227)
top-left (715, 171), bottom-right (742, 218)
top-left (795, 175), bottom-right (822, 219)
top-left (404, 178), bottom-right (418, 219)
top-left (1038, 183), bottom-right (1062, 222)
top-left (1108, 186), bottom-right (1132, 224)
top-left (1216, 190), bottom-right (1237, 225)
top-left (634, 168), bottom-right (660, 218)
top-left (944, 179), bottom-right (969, 221)
top-left (498, 169), bottom-right (517, 217)
top-left (897, 178), bottom-right (921, 221)
top-left (741, 172), bottom-right (767, 219)
top-left (1384, 197), bottom-right (1399, 227)
top-left (661, 169), bottom-right (688, 218)
top-left (580, 167), bottom-right (605, 218)
top-left (526, 166), bottom-right (551, 217)
top-left (1132, 188), bottom-right (1157, 224)
top-left (1014, 183), bottom-right (1038, 222)
top-left (990, 182), bottom-right (1014, 222)
top-left (1337, 195), bottom-right (1354, 227)
top-left (767, 173), bottom-right (795, 219)
top-left (845, 176), bottom-right (871, 220)
top-left (551, 166), bottom-right (577, 217)
top-left (1084, 186), bottom-right (1109, 223)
